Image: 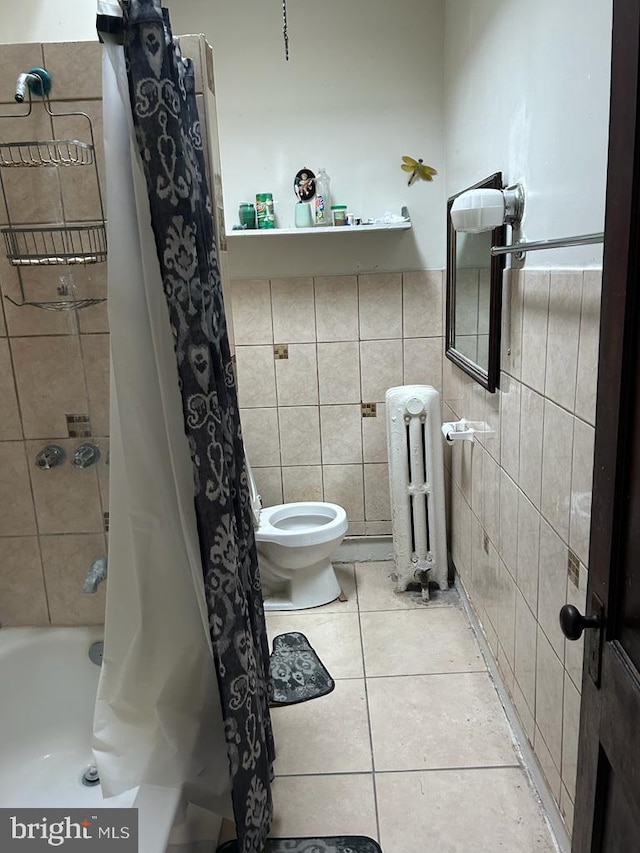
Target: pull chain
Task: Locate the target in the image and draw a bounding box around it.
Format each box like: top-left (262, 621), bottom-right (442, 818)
top-left (282, 0), bottom-right (290, 61)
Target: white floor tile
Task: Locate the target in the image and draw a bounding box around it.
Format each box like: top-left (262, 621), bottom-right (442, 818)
top-left (271, 680), bottom-right (372, 775)
top-left (270, 774), bottom-right (378, 840)
top-left (367, 672), bottom-right (518, 771)
top-left (266, 611), bottom-right (364, 679)
top-left (360, 607), bottom-right (485, 677)
top-left (376, 768), bottom-right (557, 852)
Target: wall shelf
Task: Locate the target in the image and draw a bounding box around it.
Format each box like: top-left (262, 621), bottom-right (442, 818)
top-left (227, 221), bottom-right (411, 238)
top-left (227, 208), bottom-right (412, 239)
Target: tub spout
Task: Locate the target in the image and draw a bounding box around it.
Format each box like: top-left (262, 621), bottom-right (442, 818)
top-left (84, 557), bottom-right (107, 593)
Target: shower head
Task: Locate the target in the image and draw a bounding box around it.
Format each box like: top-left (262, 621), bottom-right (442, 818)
top-left (14, 67), bottom-right (52, 103)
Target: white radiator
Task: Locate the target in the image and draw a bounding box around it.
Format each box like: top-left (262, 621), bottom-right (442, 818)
top-left (385, 385), bottom-right (448, 594)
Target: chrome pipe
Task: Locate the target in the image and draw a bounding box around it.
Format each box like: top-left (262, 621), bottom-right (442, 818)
top-left (491, 231), bottom-right (604, 257)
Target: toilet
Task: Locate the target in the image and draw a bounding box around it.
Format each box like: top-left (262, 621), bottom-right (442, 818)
top-left (247, 462), bottom-right (348, 610)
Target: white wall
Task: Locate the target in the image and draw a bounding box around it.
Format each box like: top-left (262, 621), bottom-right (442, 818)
top-left (171, 0), bottom-right (446, 277)
top-left (444, 0), bottom-right (612, 267)
top-left (0, 0), bottom-right (97, 43)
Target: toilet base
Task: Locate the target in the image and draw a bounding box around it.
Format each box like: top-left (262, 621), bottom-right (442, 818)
top-left (260, 556), bottom-right (341, 611)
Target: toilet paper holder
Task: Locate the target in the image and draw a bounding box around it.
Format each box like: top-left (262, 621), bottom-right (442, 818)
top-left (441, 419), bottom-right (475, 444)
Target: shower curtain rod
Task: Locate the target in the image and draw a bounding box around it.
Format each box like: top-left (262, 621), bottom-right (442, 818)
top-left (491, 231), bottom-right (604, 256)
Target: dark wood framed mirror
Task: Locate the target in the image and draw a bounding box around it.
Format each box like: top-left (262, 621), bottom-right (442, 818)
top-left (445, 172), bottom-right (506, 393)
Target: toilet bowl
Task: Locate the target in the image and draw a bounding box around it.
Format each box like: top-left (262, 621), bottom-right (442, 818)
top-left (246, 463), bottom-right (348, 610)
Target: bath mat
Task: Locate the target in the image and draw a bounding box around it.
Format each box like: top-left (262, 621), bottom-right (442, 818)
top-left (269, 632), bottom-right (335, 706)
top-left (218, 836), bottom-right (382, 853)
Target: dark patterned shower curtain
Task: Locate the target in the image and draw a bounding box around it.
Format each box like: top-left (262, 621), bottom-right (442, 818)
top-left (119, 2), bottom-right (274, 850)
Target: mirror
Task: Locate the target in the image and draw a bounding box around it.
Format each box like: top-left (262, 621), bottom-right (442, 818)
top-left (445, 172), bottom-right (506, 393)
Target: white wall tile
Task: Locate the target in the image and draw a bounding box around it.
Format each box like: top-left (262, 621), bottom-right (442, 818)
top-left (534, 725), bottom-right (562, 801)
top-left (360, 339), bottom-right (403, 402)
top-left (499, 373), bottom-right (521, 482)
top-left (519, 385), bottom-right (544, 508)
top-left (403, 336), bottom-right (443, 393)
top-left (275, 343), bottom-right (318, 406)
top-left (514, 592), bottom-right (537, 720)
top-left (502, 267), bottom-right (523, 380)
top-left (230, 278), bottom-right (272, 344)
top-left (541, 400), bottom-right (574, 542)
top-left (516, 491), bottom-right (540, 614)
top-left (362, 403), bottom-right (387, 464)
top-left (570, 418), bottom-right (595, 565)
top-left (278, 406), bottom-right (321, 465)
top-left (499, 469), bottom-right (519, 578)
top-left (483, 451), bottom-right (500, 546)
top-left (496, 558), bottom-right (517, 671)
top-left (0, 339), bottom-right (21, 440)
top-left (323, 464), bottom-right (365, 521)
top-left (271, 277), bottom-right (316, 343)
top-left (235, 345), bottom-right (277, 407)
top-left (538, 518), bottom-right (568, 661)
top-left (403, 270), bottom-right (443, 338)
top-left (358, 273), bottom-right (402, 340)
top-left (575, 270), bottom-right (602, 426)
top-left (535, 626), bottom-right (564, 767)
top-left (318, 341), bottom-right (361, 404)
top-left (314, 276), bottom-right (358, 342)
top-left (252, 467), bottom-right (283, 507)
top-left (364, 462), bottom-right (391, 521)
top-left (320, 405), bottom-right (363, 464)
top-left (545, 271), bottom-right (582, 411)
top-left (561, 672), bottom-right (581, 802)
top-left (282, 466), bottom-right (324, 502)
top-left (240, 408), bottom-right (280, 467)
top-left (521, 271), bottom-right (550, 394)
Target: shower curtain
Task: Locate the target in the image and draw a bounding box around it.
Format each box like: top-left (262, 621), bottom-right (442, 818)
top-left (95, 3), bottom-right (275, 850)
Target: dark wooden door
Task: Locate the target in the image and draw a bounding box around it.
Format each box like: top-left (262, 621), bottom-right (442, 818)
top-left (566, 1), bottom-right (640, 849)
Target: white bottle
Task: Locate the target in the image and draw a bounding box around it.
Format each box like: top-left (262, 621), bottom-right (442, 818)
top-left (315, 167), bottom-right (332, 226)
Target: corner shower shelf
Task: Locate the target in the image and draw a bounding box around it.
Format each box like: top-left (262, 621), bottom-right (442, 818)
top-left (0, 139), bottom-right (95, 168)
top-left (1, 223), bottom-right (107, 267)
top-left (0, 85), bottom-right (107, 311)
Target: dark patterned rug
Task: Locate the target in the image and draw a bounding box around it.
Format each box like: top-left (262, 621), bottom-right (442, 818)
top-left (269, 632), bottom-right (335, 706)
top-left (218, 836), bottom-right (382, 853)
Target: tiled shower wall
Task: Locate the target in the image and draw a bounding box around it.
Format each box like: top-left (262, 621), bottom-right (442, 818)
top-left (443, 267), bottom-right (601, 836)
top-left (230, 271), bottom-right (444, 534)
top-left (0, 41), bottom-right (109, 627)
top-left (0, 36), bottom-right (220, 627)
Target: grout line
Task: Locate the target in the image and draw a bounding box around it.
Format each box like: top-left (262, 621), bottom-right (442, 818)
top-left (456, 578), bottom-right (569, 853)
top-left (363, 669), bottom-right (488, 679)
top-left (353, 564), bottom-right (382, 843)
top-left (274, 763), bottom-right (523, 779)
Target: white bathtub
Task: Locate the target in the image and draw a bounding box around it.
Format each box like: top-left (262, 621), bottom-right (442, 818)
top-left (0, 627), bottom-right (221, 852)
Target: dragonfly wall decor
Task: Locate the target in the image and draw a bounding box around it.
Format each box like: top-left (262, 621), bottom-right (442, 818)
top-left (401, 156), bottom-right (438, 186)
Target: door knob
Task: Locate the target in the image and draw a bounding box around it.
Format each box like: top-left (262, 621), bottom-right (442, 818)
top-left (559, 604), bottom-right (603, 641)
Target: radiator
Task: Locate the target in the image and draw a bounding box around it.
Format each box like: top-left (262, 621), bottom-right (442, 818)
top-left (385, 385), bottom-right (448, 594)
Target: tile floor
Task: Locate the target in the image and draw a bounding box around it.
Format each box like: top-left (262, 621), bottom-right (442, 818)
top-left (262, 561), bottom-right (559, 852)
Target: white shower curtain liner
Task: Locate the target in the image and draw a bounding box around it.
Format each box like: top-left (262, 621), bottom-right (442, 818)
top-left (93, 15), bottom-right (232, 818)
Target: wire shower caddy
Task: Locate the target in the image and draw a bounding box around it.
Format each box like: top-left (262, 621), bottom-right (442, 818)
top-left (0, 68), bottom-right (107, 311)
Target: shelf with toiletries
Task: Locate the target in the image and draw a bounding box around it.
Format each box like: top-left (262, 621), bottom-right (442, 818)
top-left (228, 166), bottom-right (412, 239)
top-left (226, 219), bottom-right (412, 238)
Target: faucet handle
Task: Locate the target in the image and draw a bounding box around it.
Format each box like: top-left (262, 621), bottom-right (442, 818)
top-left (72, 443), bottom-right (100, 469)
top-left (35, 444), bottom-right (66, 470)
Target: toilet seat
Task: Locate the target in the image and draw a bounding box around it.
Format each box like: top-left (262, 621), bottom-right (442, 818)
top-left (257, 502), bottom-right (348, 547)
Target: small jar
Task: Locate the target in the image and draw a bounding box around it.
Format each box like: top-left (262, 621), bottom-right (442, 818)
top-left (238, 202), bottom-right (256, 229)
top-left (331, 204), bottom-right (347, 226)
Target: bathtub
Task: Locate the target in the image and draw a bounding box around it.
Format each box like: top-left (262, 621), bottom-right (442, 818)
top-left (0, 627), bottom-right (222, 852)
